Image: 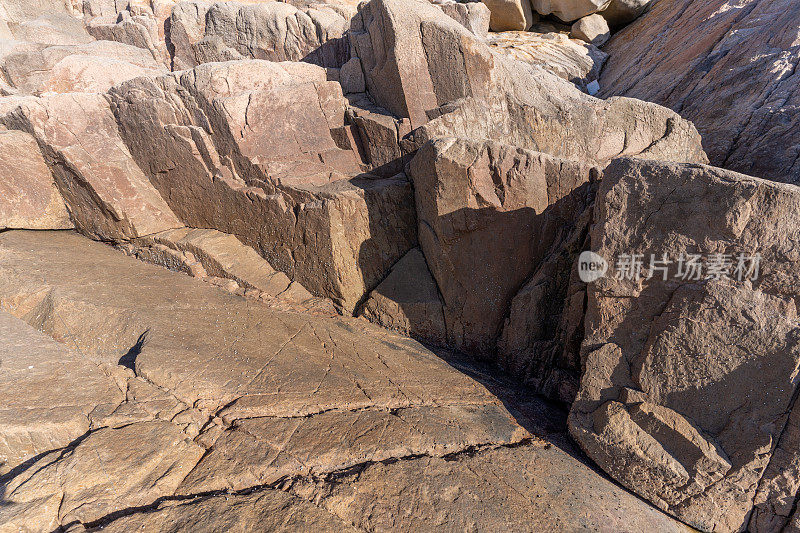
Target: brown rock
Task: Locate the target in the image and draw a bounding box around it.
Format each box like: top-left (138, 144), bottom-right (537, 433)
top-left (0, 130), bottom-right (71, 230)
top-left (431, 0), bottom-right (491, 38)
top-left (409, 137), bottom-right (597, 355)
top-left (599, 0), bottom-right (653, 28)
top-left (599, 0), bottom-right (800, 184)
top-left (481, 0), bottom-right (536, 31)
top-left (0, 93), bottom-right (181, 240)
top-left (570, 13), bottom-right (609, 46)
top-left (358, 247), bottom-right (447, 344)
top-left (531, 0), bottom-right (612, 22)
top-left (569, 158), bottom-right (800, 531)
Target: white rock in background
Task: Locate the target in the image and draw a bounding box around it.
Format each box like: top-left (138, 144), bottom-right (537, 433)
top-left (570, 13), bottom-right (609, 46)
top-left (531, 0), bottom-right (611, 22)
top-left (482, 0), bottom-right (537, 31)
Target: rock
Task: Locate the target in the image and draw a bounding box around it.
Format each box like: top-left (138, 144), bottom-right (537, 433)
top-left (531, 0), bottom-right (612, 22)
top-left (431, 0), bottom-right (490, 38)
top-left (0, 40), bottom-right (165, 95)
top-left (8, 13), bottom-right (93, 45)
top-left (569, 158), bottom-right (800, 531)
top-left (0, 312), bottom-right (120, 476)
top-left (358, 247), bottom-right (447, 345)
top-left (169, 1), bottom-right (350, 70)
top-left (86, 490), bottom-right (361, 532)
top-left (0, 93), bottom-right (182, 240)
top-left (110, 60), bottom-right (415, 311)
top-left (353, 0), bottom-right (707, 165)
top-left (0, 421), bottom-right (205, 530)
top-left (599, 0), bottom-right (800, 184)
top-left (0, 0), bottom-right (80, 24)
top-left (0, 130), bottom-right (71, 230)
top-left (487, 30), bottom-right (607, 91)
top-left (481, 0), bottom-right (536, 31)
top-left (409, 137), bottom-right (597, 355)
top-left (86, 10), bottom-right (170, 66)
top-left (339, 56), bottom-right (365, 93)
top-left (599, 0), bottom-right (653, 28)
top-left (570, 13), bottom-right (609, 46)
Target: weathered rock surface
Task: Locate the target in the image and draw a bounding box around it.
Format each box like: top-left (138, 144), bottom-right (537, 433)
top-left (7, 13), bottom-right (93, 45)
top-left (0, 129), bottom-right (71, 230)
top-left (599, 0), bottom-right (654, 28)
top-left (0, 230), bottom-right (689, 531)
top-left (0, 93), bottom-right (182, 240)
top-left (169, 0), bottom-right (350, 70)
top-left (109, 59), bottom-right (415, 311)
top-left (600, 0), bottom-right (800, 184)
top-left (487, 30), bottom-right (607, 91)
top-left (570, 13), bottom-right (609, 46)
top-left (569, 158), bottom-right (800, 531)
top-left (0, 40), bottom-right (165, 95)
top-left (531, 0), bottom-right (611, 22)
top-left (430, 0), bottom-right (490, 38)
top-left (482, 0), bottom-right (536, 31)
top-left (409, 137), bottom-right (597, 356)
top-left (358, 247), bottom-right (447, 345)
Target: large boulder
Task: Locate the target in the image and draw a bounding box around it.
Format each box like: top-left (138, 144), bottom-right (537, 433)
top-left (481, 0), bottom-right (536, 31)
top-left (531, 0), bottom-right (611, 22)
top-left (353, 0), bottom-right (707, 166)
top-left (0, 130), bottom-right (71, 230)
top-left (408, 137), bottom-right (597, 355)
top-left (599, 0), bottom-right (654, 28)
top-left (599, 0), bottom-right (800, 184)
top-left (169, 0), bottom-right (350, 70)
top-left (569, 158), bottom-right (800, 532)
top-left (0, 93), bottom-right (182, 240)
top-left (109, 60), bottom-right (415, 311)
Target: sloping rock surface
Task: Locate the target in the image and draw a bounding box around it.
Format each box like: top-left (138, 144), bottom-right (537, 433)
top-left (600, 0), bottom-right (800, 184)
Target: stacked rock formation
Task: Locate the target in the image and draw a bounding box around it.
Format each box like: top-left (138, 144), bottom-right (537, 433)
top-left (0, 0), bottom-right (798, 531)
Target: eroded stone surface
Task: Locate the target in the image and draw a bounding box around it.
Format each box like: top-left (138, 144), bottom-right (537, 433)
top-left (569, 158), bottom-right (800, 532)
top-left (600, 0), bottom-right (800, 184)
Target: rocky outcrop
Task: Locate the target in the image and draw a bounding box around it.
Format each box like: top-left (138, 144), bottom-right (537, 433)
top-left (482, 0), bottom-right (536, 31)
top-left (569, 158), bottom-right (800, 532)
top-left (487, 30), bottom-right (607, 91)
top-left (0, 93), bottom-right (182, 240)
top-left (0, 129), bottom-right (71, 230)
top-left (531, 0), bottom-right (611, 22)
top-left (409, 137), bottom-right (597, 356)
top-left (0, 229), bottom-right (694, 532)
top-left (599, 0), bottom-right (654, 28)
top-left (109, 59), bottom-right (415, 311)
top-left (430, 0), bottom-right (490, 38)
top-left (168, 1), bottom-right (351, 70)
top-left (600, 0), bottom-right (800, 184)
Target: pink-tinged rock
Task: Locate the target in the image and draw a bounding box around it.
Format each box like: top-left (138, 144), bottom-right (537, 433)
top-left (600, 0), bottom-right (800, 184)
top-left (0, 129), bottom-right (71, 230)
top-left (409, 137), bottom-right (597, 355)
top-left (569, 158), bottom-right (800, 532)
top-left (1, 93), bottom-right (182, 240)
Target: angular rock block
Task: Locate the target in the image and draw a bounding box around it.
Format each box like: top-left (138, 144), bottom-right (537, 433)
top-left (569, 158), bottom-right (800, 532)
top-left (532, 0), bottom-right (612, 22)
top-left (0, 93), bottom-right (181, 240)
top-left (409, 137), bottom-right (597, 355)
top-left (0, 130), bottom-right (71, 230)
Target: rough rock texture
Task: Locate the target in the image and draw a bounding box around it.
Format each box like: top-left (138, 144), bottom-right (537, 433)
top-left (0, 312), bottom-right (119, 476)
top-left (109, 60), bottom-right (415, 311)
top-left (0, 40), bottom-right (165, 95)
top-left (0, 230), bottom-right (688, 532)
top-left (481, 0), bottom-right (536, 32)
top-left (0, 93), bottom-right (182, 240)
top-left (600, 0), bottom-right (800, 184)
top-left (409, 137), bottom-right (597, 356)
top-left (569, 158), bottom-right (800, 532)
top-left (7, 13), bottom-right (93, 45)
top-left (169, 1), bottom-right (350, 70)
top-left (358, 247), bottom-right (447, 345)
top-left (431, 0), bottom-right (490, 38)
top-left (599, 0), bottom-right (654, 28)
top-left (0, 129), bottom-right (71, 230)
top-left (487, 30), bottom-right (607, 91)
top-left (531, 0), bottom-right (611, 22)
top-left (354, 0), bottom-right (707, 166)
top-left (570, 13), bottom-right (609, 46)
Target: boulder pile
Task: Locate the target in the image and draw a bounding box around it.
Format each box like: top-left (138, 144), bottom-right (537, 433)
top-left (0, 0), bottom-right (798, 531)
